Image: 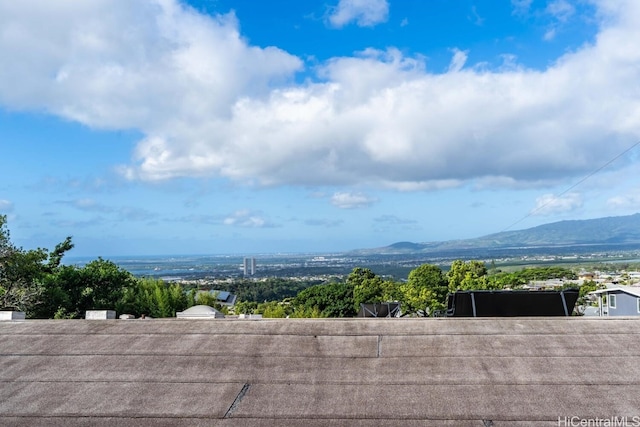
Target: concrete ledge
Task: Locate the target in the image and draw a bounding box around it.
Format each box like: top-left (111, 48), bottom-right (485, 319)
top-left (85, 310), bottom-right (116, 320)
top-left (0, 311), bottom-right (25, 321)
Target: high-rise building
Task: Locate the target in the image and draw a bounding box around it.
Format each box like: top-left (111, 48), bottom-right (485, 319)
top-left (243, 257), bottom-right (256, 275)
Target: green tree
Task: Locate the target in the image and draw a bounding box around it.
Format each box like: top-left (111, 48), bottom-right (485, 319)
top-left (572, 280), bottom-right (603, 313)
top-left (348, 267), bottom-right (402, 312)
top-left (350, 268), bottom-right (383, 311)
top-left (294, 281), bottom-right (356, 317)
top-left (259, 301), bottom-right (288, 318)
top-left (289, 304), bottom-right (322, 318)
top-left (234, 300), bottom-right (258, 315)
top-left (485, 266), bottom-right (577, 289)
top-left (1, 215), bottom-right (73, 315)
top-left (447, 260), bottom-right (488, 292)
top-left (401, 264), bottom-right (448, 315)
top-left (39, 258), bottom-right (134, 319)
top-left (119, 278), bottom-right (189, 318)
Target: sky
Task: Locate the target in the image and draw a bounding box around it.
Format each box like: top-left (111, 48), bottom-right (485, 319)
top-left (1, 0), bottom-right (640, 257)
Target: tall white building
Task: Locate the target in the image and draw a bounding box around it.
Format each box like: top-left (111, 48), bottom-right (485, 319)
top-left (243, 257), bottom-right (256, 276)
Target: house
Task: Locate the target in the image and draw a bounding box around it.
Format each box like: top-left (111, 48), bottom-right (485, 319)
top-left (589, 285), bottom-right (640, 316)
top-left (195, 289), bottom-right (237, 307)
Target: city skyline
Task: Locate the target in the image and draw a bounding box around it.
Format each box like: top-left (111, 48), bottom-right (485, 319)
top-left (1, 0), bottom-right (640, 257)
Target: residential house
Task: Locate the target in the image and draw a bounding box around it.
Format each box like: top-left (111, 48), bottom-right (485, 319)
top-left (589, 285), bottom-right (640, 316)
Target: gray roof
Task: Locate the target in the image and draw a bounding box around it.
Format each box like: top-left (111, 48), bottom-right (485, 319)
top-left (590, 285), bottom-right (640, 298)
top-left (1, 317), bottom-right (640, 426)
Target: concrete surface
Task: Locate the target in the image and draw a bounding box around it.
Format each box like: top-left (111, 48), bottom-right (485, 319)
top-left (1, 317), bottom-right (639, 426)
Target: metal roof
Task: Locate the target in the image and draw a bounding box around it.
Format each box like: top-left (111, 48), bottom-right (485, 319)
top-left (590, 285), bottom-right (640, 298)
top-left (216, 291), bottom-right (231, 301)
top-left (1, 317), bottom-right (640, 426)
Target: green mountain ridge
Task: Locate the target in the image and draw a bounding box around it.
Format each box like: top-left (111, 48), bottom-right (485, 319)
top-left (359, 213), bottom-right (640, 255)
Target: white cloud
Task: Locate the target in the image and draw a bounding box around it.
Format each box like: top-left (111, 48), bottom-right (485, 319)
top-left (546, 0), bottom-right (576, 22)
top-left (223, 210), bottom-right (276, 228)
top-left (544, 28), bottom-right (558, 41)
top-left (0, 1), bottom-right (301, 129)
top-left (469, 6), bottom-right (485, 26)
top-left (607, 189), bottom-right (640, 210)
top-left (0, 199), bottom-right (14, 213)
top-left (511, 0), bottom-right (533, 16)
top-left (1, 0), bottom-right (640, 193)
top-left (448, 49), bottom-right (468, 73)
top-left (330, 192), bottom-right (376, 209)
top-left (327, 0), bottom-right (389, 28)
top-left (530, 192), bottom-right (583, 216)
top-left (543, 0), bottom-right (576, 41)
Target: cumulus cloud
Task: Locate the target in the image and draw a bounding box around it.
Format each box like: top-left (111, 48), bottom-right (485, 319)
top-left (530, 192), bottom-right (583, 216)
top-left (0, 1), bottom-right (301, 129)
top-left (1, 0), bottom-right (640, 193)
top-left (327, 0), bottom-right (389, 28)
top-left (0, 200), bottom-right (14, 213)
top-left (330, 192), bottom-right (376, 209)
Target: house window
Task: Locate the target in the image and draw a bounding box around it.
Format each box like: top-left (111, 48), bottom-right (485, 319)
top-left (637, 298), bottom-right (640, 314)
top-left (609, 294), bottom-right (617, 309)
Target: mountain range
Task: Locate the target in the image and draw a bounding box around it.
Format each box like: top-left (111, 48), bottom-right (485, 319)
top-left (356, 213), bottom-right (640, 255)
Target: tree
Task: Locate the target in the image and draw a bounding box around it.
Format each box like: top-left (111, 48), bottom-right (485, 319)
top-left (118, 278), bottom-right (189, 318)
top-left (259, 301), bottom-right (288, 318)
top-left (447, 260), bottom-right (488, 292)
top-left (350, 268), bottom-right (382, 310)
top-left (401, 264), bottom-right (448, 315)
top-left (38, 258), bottom-right (134, 319)
top-left (348, 267), bottom-right (401, 312)
top-left (1, 215), bottom-right (73, 315)
top-left (293, 281), bottom-right (356, 317)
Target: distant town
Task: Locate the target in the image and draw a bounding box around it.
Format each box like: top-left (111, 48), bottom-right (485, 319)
top-left (87, 246), bottom-right (640, 285)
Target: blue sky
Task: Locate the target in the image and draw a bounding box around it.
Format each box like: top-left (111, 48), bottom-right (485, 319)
top-left (1, 0), bottom-right (640, 257)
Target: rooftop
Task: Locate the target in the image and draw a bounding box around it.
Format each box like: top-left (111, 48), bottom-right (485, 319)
top-left (1, 317), bottom-right (639, 426)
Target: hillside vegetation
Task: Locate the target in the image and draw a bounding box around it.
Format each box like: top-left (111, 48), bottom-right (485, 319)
top-left (355, 213), bottom-right (640, 255)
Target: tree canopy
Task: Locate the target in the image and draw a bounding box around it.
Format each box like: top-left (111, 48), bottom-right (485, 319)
top-left (1, 214), bottom-right (74, 315)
